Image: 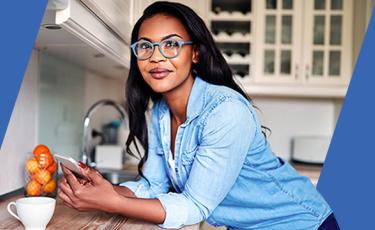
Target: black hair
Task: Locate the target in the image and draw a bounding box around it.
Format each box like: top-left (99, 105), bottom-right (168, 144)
top-left (125, 1), bottom-right (269, 181)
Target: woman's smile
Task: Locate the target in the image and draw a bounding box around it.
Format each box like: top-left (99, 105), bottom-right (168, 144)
top-left (148, 67), bottom-right (173, 79)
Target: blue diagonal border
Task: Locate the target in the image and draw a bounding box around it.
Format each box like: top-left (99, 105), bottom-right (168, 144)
top-left (317, 7), bottom-right (375, 230)
top-left (0, 1), bottom-right (47, 147)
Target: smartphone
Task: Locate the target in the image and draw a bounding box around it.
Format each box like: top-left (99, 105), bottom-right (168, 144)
top-left (54, 154), bottom-right (86, 178)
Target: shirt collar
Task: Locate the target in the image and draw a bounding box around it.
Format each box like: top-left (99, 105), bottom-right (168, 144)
top-left (158, 76), bottom-right (207, 126)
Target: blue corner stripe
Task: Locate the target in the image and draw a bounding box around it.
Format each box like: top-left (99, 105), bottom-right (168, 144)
top-left (317, 7), bottom-right (375, 230)
top-left (0, 1), bottom-right (47, 147)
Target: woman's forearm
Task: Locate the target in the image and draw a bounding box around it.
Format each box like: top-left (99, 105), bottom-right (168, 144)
top-left (112, 195), bottom-right (166, 224)
top-left (113, 185), bottom-right (136, 198)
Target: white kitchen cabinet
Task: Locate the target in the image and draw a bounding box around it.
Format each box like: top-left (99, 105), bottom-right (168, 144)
top-left (209, 0), bottom-right (353, 97)
top-left (252, 0), bottom-right (353, 96)
top-left (302, 0), bottom-right (353, 86)
top-left (36, 0), bottom-right (132, 79)
top-left (252, 0), bottom-right (303, 84)
top-left (55, 0), bottom-right (131, 65)
top-left (80, 0), bottom-right (134, 43)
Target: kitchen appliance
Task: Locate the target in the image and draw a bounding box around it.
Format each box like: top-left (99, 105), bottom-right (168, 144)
top-left (95, 145), bottom-right (123, 170)
top-left (291, 136), bottom-right (331, 164)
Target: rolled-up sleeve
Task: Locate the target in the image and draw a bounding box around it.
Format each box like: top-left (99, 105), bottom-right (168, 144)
top-left (157, 99), bottom-right (257, 228)
top-left (120, 106), bottom-right (170, 198)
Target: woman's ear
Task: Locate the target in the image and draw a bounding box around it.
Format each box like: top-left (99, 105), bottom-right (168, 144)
top-left (192, 45), bottom-right (199, 64)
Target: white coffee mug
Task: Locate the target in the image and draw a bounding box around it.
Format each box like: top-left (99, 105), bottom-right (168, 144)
top-left (7, 197), bottom-right (56, 230)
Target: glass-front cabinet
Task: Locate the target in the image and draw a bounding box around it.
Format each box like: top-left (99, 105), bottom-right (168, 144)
top-left (253, 0), bottom-right (352, 86)
top-left (303, 0), bottom-right (353, 85)
top-left (253, 0), bottom-right (303, 83)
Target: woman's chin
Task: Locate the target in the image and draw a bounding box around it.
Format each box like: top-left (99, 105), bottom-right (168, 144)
top-left (149, 83), bottom-right (173, 94)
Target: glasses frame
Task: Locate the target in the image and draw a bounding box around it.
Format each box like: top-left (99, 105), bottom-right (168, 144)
top-left (130, 39), bottom-right (193, 60)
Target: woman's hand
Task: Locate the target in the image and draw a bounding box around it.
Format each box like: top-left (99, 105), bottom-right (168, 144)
top-left (58, 164), bottom-right (121, 213)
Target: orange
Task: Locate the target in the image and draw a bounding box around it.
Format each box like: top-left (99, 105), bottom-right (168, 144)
top-left (26, 180), bottom-right (42, 196)
top-left (36, 152), bottom-right (54, 169)
top-left (33, 144), bottom-right (50, 157)
top-left (47, 161), bottom-right (57, 174)
top-left (26, 157), bottom-right (39, 174)
top-left (43, 179), bottom-right (56, 193)
top-left (33, 169), bottom-right (52, 185)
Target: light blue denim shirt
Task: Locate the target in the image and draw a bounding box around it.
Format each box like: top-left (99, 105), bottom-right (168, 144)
top-left (121, 76), bottom-right (332, 229)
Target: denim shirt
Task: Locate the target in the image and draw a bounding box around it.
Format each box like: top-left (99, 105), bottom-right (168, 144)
top-left (121, 76), bottom-right (332, 229)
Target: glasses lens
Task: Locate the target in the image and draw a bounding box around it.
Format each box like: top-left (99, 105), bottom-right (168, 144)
top-left (160, 39), bottom-right (181, 58)
top-left (134, 40), bottom-right (153, 59)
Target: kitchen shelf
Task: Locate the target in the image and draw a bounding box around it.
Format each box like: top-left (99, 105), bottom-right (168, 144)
top-left (209, 11), bottom-right (252, 21)
top-left (224, 55), bottom-right (251, 65)
top-left (209, 0), bottom-right (252, 83)
top-left (213, 33), bottom-right (252, 43)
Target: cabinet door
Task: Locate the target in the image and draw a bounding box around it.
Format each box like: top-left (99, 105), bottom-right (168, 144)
top-left (253, 0), bottom-right (303, 83)
top-left (303, 0), bottom-right (353, 85)
top-left (80, 0), bottom-right (134, 44)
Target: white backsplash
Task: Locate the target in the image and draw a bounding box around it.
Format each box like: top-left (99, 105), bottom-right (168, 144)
top-left (38, 52), bottom-right (85, 160)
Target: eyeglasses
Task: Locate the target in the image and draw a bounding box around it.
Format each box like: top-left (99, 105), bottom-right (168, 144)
top-left (130, 38), bottom-right (193, 60)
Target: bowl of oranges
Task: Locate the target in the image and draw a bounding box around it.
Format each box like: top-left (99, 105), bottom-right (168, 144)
top-left (25, 145), bottom-right (57, 197)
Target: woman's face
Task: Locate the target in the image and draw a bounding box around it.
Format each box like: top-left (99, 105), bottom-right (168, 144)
top-left (136, 14), bottom-right (198, 94)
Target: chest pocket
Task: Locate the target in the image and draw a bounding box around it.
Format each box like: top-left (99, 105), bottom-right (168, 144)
top-left (154, 148), bottom-right (166, 162)
top-left (181, 146), bottom-right (198, 166)
top-left (154, 147), bottom-right (164, 156)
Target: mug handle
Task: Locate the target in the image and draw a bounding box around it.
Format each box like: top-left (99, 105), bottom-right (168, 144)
top-left (7, 202), bottom-right (21, 221)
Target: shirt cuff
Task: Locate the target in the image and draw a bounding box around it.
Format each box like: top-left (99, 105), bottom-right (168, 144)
top-left (157, 192), bottom-right (189, 229)
top-left (119, 180), bottom-right (152, 199)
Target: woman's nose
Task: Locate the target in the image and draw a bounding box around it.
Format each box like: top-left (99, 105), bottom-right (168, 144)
top-left (149, 46), bottom-right (166, 62)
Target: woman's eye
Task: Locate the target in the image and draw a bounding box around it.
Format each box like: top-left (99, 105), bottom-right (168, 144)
top-left (165, 40), bottom-right (178, 48)
top-left (139, 43), bottom-right (151, 49)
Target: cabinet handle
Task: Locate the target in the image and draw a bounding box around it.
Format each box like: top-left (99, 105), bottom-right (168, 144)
top-left (294, 64), bottom-right (299, 79)
top-left (305, 64), bottom-right (310, 79)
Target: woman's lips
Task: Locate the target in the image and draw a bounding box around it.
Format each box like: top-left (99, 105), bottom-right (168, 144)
top-left (149, 68), bottom-right (172, 79)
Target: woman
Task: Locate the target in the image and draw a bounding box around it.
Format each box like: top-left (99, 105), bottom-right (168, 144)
top-left (59, 1), bottom-right (339, 229)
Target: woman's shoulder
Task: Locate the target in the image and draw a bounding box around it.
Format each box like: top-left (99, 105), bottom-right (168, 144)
top-left (203, 80), bottom-right (253, 112)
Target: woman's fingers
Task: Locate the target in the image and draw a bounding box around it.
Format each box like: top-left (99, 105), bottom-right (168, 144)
top-left (79, 162), bottom-right (104, 185)
top-left (60, 164), bottom-right (72, 175)
top-left (59, 177), bottom-right (74, 196)
top-left (58, 190), bottom-right (74, 207)
top-left (77, 177), bottom-right (89, 185)
top-left (61, 165), bottom-right (82, 191)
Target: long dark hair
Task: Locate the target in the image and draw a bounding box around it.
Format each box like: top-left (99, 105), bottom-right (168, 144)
top-left (125, 1), bottom-right (268, 180)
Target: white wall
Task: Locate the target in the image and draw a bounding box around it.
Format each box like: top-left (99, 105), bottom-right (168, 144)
top-left (83, 71), bottom-right (125, 133)
top-left (38, 51), bottom-right (126, 161)
top-left (0, 50), bottom-right (39, 195)
top-left (252, 97), bottom-right (340, 160)
top-left (82, 70), bottom-right (126, 161)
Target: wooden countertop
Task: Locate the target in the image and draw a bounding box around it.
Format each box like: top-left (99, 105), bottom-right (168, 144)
top-left (0, 194), bottom-right (199, 230)
top-left (292, 162), bottom-right (322, 186)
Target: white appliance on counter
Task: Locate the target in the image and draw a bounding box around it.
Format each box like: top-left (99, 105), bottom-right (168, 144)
top-left (95, 145), bottom-right (124, 170)
top-left (292, 136), bottom-right (331, 164)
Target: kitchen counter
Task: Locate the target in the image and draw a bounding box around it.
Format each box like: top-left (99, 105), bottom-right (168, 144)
top-left (292, 162), bottom-right (322, 186)
top-left (0, 193), bottom-right (199, 230)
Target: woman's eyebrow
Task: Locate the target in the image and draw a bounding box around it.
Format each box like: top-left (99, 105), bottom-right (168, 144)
top-left (161, 34), bottom-right (183, 40)
top-left (138, 34), bottom-right (183, 42)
